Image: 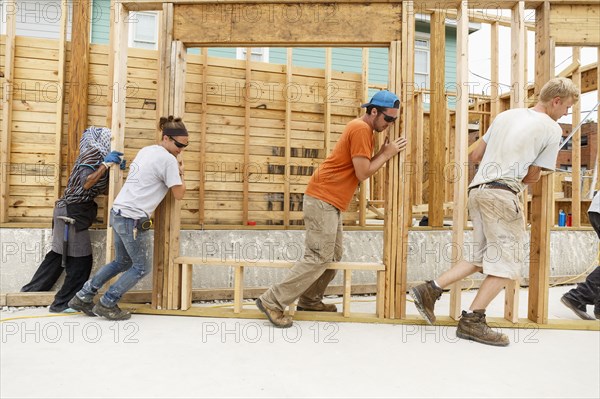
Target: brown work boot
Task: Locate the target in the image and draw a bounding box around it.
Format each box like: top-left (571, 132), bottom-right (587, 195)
top-left (297, 301), bottom-right (337, 312)
top-left (456, 310), bottom-right (509, 347)
top-left (410, 281), bottom-right (443, 324)
top-left (256, 298), bottom-right (292, 328)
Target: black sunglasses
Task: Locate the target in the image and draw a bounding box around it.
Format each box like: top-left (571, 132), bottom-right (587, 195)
top-left (380, 111), bottom-right (397, 123)
top-left (169, 136), bottom-right (188, 148)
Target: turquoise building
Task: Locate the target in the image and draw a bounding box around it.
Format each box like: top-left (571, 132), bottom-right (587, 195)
top-left (0, 0), bottom-right (478, 104)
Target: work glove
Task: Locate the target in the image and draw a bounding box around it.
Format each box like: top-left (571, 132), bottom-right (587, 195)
top-left (103, 151), bottom-right (124, 167)
top-left (119, 159), bottom-right (127, 170)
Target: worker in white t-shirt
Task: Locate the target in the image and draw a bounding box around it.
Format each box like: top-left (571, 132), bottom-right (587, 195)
top-left (69, 116), bottom-right (188, 320)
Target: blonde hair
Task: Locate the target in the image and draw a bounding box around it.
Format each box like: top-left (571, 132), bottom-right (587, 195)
top-left (539, 77), bottom-right (580, 103)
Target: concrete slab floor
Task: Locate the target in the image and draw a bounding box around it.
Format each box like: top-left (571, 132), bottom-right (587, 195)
top-left (1, 285), bottom-right (598, 399)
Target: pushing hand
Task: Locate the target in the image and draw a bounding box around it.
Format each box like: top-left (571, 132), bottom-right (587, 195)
top-left (392, 137), bottom-right (407, 151)
top-left (178, 159), bottom-right (185, 176)
top-left (382, 136), bottom-right (407, 158)
top-left (104, 151), bottom-right (124, 165)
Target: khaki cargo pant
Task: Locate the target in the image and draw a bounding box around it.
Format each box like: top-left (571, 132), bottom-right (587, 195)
top-left (467, 186), bottom-right (525, 280)
top-left (260, 195), bottom-right (343, 311)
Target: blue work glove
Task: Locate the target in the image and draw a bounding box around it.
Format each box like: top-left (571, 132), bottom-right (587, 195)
top-left (103, 151), bottom-right (124, 165)
top-left (119, 159), bottom-right (127, 170)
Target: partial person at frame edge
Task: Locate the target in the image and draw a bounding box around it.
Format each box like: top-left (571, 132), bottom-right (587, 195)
top-left (561, 189), bottom-right (600, 321)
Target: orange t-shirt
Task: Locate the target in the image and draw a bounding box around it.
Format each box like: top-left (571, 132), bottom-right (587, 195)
top-left (305, 119), bottom-right (374, 211)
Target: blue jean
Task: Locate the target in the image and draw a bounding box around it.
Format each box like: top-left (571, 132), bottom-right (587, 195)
top-left (77, 210), bottom-right (151, 308)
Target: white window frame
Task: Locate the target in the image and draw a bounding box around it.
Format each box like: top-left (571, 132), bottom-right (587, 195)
top-left (128, 11), bottom-right (158, 50)
top-left (414, 32), bottom-right (431, 95)
top-left (236, 47), bottom-right (270, 62)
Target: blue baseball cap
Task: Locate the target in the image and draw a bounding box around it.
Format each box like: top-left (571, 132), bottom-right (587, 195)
top-left (361, 90), bottom-right (400, 109)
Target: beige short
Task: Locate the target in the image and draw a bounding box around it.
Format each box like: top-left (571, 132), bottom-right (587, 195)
top-left (467, 186), bottom-right (525, 280)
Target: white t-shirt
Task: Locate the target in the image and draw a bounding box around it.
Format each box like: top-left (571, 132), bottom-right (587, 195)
top-left (113, 145), bottom-right (182, 219)
top-left (470, 108), bottom-right (562, 193)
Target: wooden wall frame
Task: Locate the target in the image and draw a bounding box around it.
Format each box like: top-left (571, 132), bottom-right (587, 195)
top-left (66, 0), bottom-right (91, 171)
top-left (0, 0), bottom-right (16, 224)
top-left (91, 0), bottom-right (600, 332)
top-left (107, 0), bottom-right (409, 313)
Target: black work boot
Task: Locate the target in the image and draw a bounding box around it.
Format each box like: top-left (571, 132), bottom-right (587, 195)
top-left (67, 295), bottom-right (97, 317)
top-left (92, 302), bottom-right (131, 321)
top-left (561, 294), bottom-right (594, 320)
top-left (410, 281), bottom-right (443, 324)
top-left (456, 310), bottom-right (509, 347)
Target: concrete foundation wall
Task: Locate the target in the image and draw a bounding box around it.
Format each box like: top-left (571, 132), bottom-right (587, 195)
top-left (1, 228), bottom-right (597, 294)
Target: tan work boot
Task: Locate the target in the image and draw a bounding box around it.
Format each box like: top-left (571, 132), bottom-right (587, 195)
top-left (256, 298), bottom-right (292, 328)
top-left (297, 301), bottom-right (337, 312)
top-left (410, 281), bottom-right (443, 324)
top-left (456, 310), bottom-right (509, 347)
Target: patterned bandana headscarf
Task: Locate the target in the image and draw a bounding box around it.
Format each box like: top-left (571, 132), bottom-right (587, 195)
top-left (79, 126), bottom-right (111, 158)
top-left (58, 127), bottom-right (112, 206)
